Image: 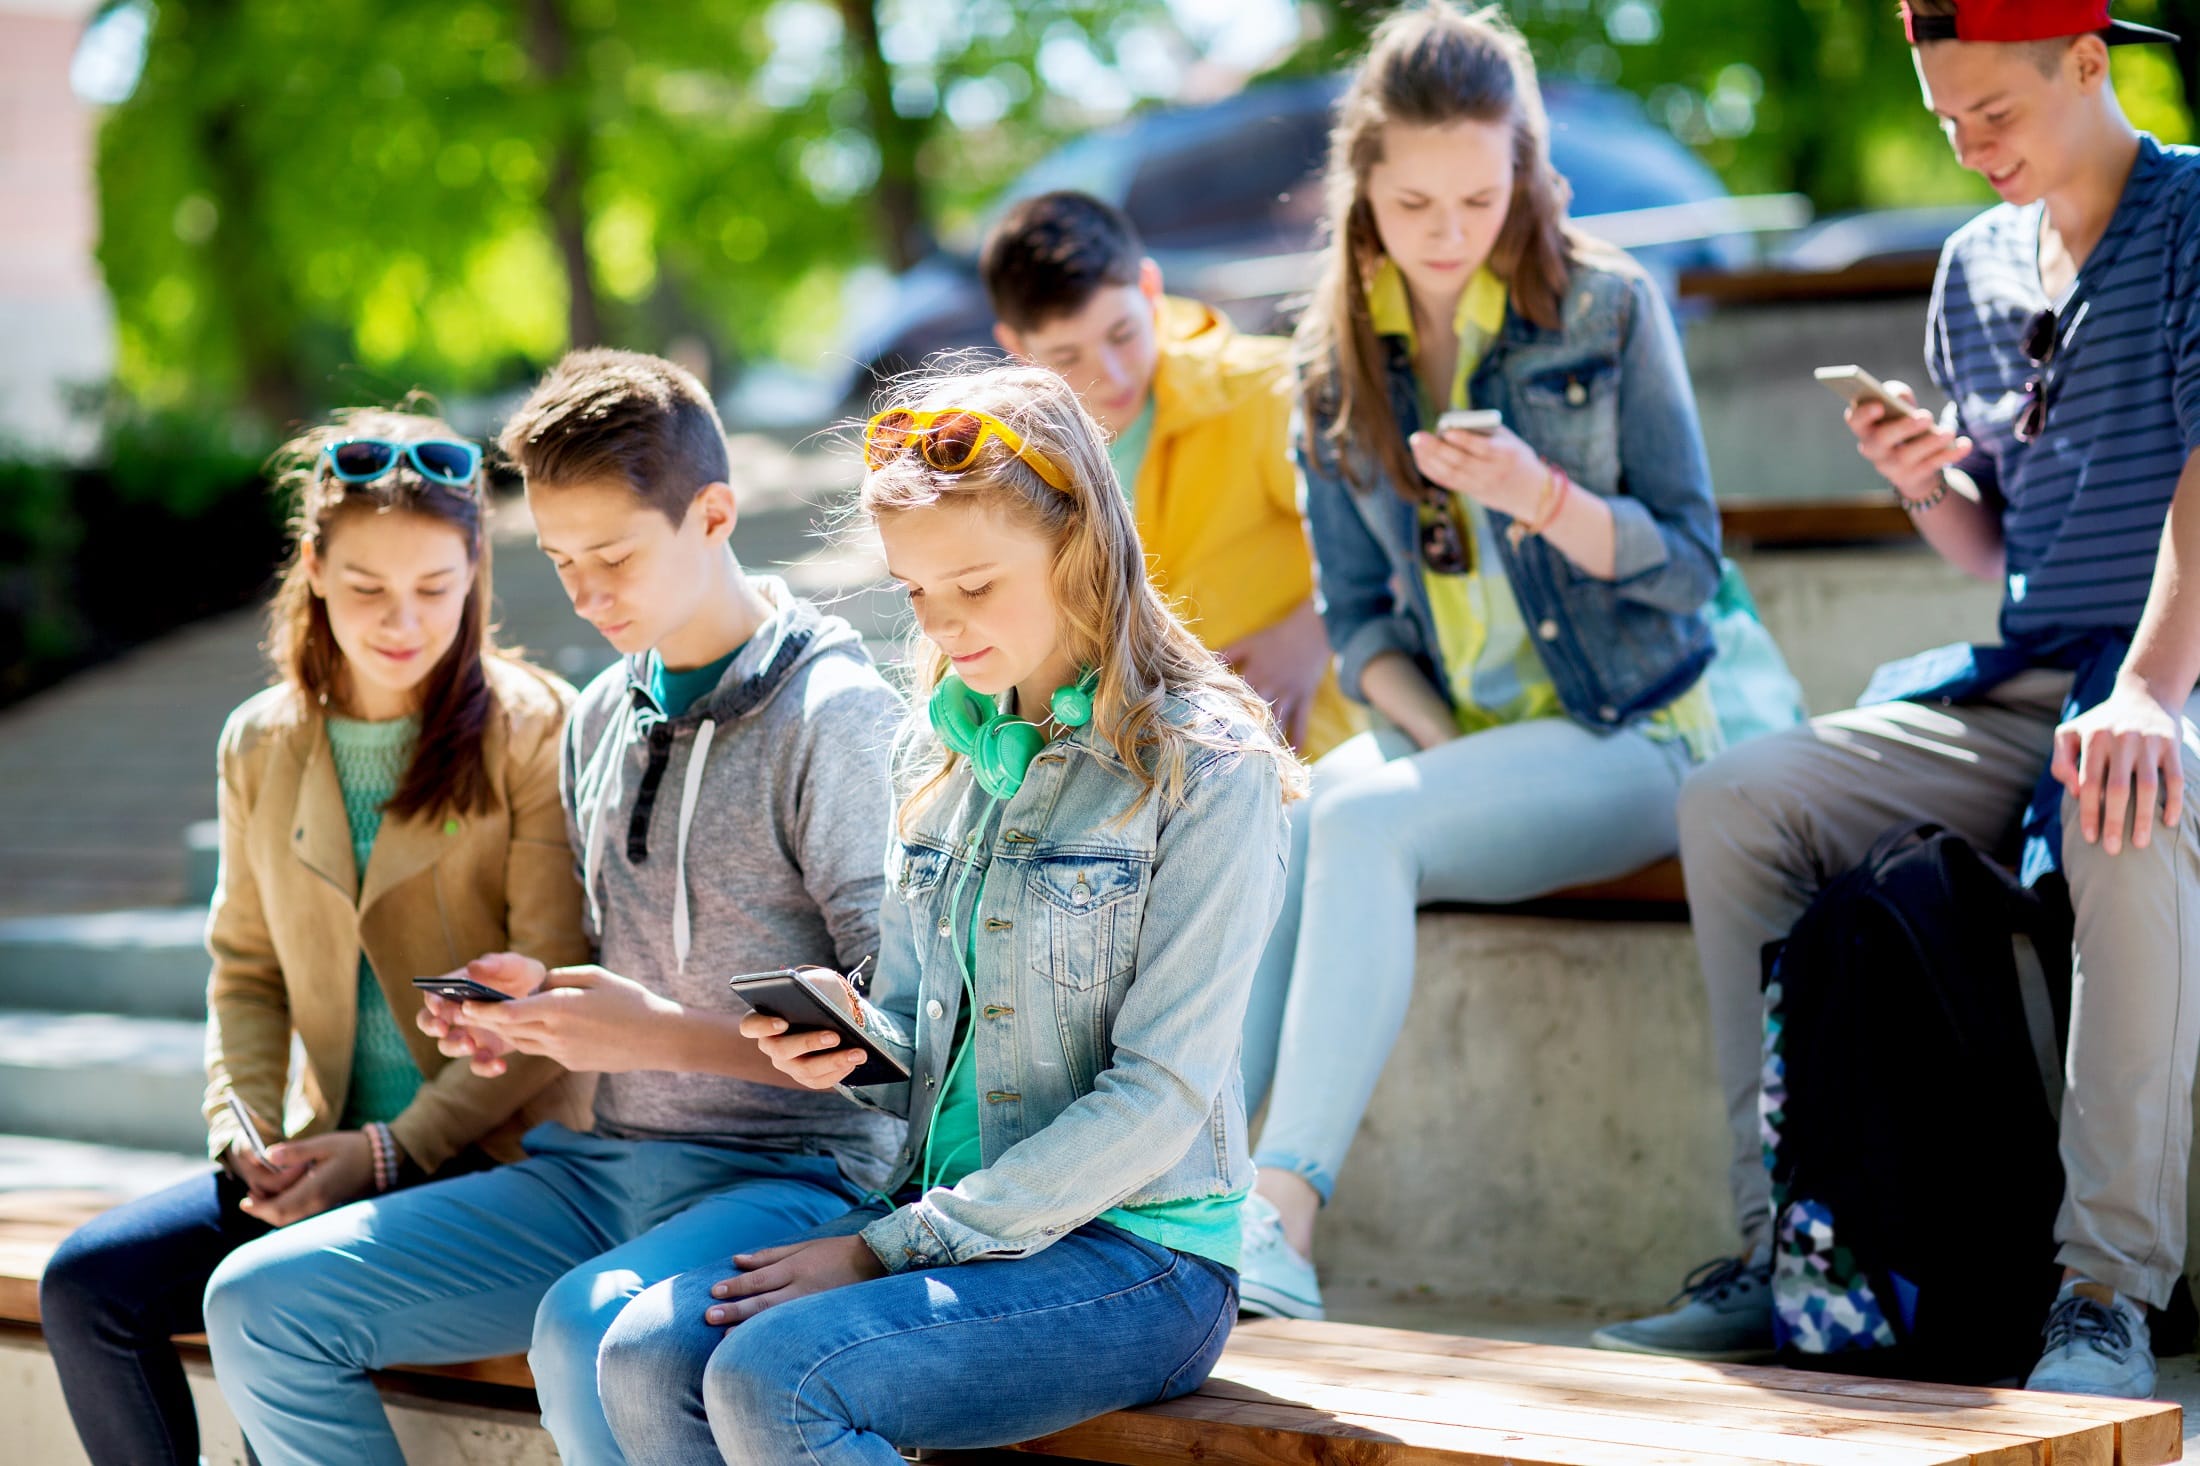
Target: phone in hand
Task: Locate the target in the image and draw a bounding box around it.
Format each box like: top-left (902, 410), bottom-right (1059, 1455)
top-left (1435, 408), bottom-right (1503, 436)
top-left (411, 974), bottom-right (515, 1004)
top-left (728, 966), bottom-right (910, 1087)
top-left (224, 1093), bottom-right (279, 1169)
top-left (1814, 365), bottom-right (1914, 420)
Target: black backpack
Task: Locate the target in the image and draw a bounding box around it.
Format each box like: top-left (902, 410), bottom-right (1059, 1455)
top-left (1761, 822), bottom-right (2072, 1383)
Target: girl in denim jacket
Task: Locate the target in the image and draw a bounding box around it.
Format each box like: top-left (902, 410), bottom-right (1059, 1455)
top-left (1234, 2), bottom-right (1729, 1319)
top-left (592, 363), bottom-right (1303, 1465)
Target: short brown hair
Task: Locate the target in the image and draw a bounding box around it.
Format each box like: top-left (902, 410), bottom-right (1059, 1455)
top-left (980, 192), bottom-right (1145, 333)
top-left (498, 348), bottom-right (730, 525)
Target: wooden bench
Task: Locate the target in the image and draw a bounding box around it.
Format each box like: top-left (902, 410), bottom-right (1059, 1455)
top-left (1, 1191), bottom-right (2181, 1466)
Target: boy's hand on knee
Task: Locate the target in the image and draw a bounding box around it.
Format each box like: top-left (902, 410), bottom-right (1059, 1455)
top-left (704, 1235), bottom-right (886, 1325)
top-left (2053, 676), bottom-right (2187, 855)
top-left (240, 1131), bottom-right (377, 1226)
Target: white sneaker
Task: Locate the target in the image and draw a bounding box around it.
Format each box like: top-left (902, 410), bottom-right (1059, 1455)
top-left (1237, 1191), bottom-right (1324, 1320)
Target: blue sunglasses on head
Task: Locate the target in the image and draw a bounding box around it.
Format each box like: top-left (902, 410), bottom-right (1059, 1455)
top-left (321, 437), bottom-right (481, 487)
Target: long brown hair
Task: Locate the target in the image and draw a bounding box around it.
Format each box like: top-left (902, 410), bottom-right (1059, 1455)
top-left (857, 363), bottom-right (1307, 828)
top-left (264, 404), bottom-right (499, 820)
top-left (1298, 2), bottom-right (1590, 498)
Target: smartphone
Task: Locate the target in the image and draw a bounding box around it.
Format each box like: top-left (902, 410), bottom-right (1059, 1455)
top-left (224, 1092), bottom-right (278, 1168)
top-left (1814, 365), bottom-right (1913, 419)
top-left (728, 967), bottom-right (911, 1087)
top-left (1436, 408), bottom-right (1503, 435)
top-left (410, 974), bottom-right (514, 1004)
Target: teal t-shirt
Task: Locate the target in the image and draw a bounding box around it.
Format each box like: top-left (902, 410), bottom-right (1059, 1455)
top-left (918, 863), bottom-right (1245, 1268)
top-left (649, 644), bottom-right (742, 719)
top-left (1105, 396), bottom-right (1157, 505)
top-left (327, 714), bottom-right (426, 1129)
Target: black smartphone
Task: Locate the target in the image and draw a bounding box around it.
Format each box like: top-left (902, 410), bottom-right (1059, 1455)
top-left (411, 974), bottom-right (514, 1004)
top-left (728, 967), bottom-right (910, 1087)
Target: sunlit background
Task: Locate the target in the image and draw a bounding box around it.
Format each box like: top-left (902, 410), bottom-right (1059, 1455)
top-left (4, 0), bottom-right (2198, 707)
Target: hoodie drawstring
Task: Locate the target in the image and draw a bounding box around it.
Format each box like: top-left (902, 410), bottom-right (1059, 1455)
top-left (671, 717), bottom-right (717, 973)
top-left (579, 697), bottom-right (637, 937)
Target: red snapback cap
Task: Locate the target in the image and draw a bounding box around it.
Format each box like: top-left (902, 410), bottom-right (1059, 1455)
top-left (1901, 0), bottom-right (2180, 45)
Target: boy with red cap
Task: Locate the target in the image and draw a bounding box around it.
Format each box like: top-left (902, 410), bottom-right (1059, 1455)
top-left (1596, 1), bottom-right (2200, 1398)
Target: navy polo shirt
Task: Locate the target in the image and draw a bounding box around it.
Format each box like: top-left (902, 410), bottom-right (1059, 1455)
top-left (1926, 134), bottom-right (2200, 643)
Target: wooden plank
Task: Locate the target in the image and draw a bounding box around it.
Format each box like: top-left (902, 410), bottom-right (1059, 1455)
top-left (1018, 1391), bottom-right (1921, 1466)
top-left (1180, 1365), bottom-right (1971, 1466)
top-left (1238, 1324), bottom-right (2181, 1466)
top-left (1216, 1339), bottom-right (2078, 1466)
top-left (1720, 499), bottom-right (1918, 547)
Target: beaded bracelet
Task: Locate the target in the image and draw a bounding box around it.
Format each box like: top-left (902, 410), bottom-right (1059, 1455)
top-left (1898, 471), bottom-right (1951, 516)
top-left (365, 1122), bottom-right (398, 1193)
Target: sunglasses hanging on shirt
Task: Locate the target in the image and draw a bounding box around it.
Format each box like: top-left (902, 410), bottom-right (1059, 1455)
top-left (2014, 307), bottom-right (2061, 446)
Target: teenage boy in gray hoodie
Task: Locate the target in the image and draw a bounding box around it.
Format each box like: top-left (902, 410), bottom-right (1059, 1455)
top-left (201, 348), bottom-right (905, 1466)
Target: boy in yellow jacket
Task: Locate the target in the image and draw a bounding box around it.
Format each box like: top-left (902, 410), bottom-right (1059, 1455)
top-left (981, 190), bottom-right (1355, 757)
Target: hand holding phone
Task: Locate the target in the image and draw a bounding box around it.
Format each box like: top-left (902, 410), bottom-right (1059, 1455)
top-left (730, 964), bottom-right (908, 1088)
top-left (411, 974), bottom-right (515, 1004)
top-left (222, 1093), bottom-right (302, 1200)
top-left (1818, 365), bottom-right (1982, 504)
top-left (1436, 408), bottom-right (1503, 436)
top-left (1814, 365), bottom-right (1913, 420)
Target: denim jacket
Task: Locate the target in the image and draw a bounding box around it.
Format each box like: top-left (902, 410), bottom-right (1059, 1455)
top-left (1299, 254), bottom-right (1722, 729)
top-left (842, 690), bottom-right (1289, 1273)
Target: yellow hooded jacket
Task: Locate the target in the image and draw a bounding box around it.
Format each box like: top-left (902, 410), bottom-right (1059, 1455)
top-left (1131, 296), bottom-right (1358, 759)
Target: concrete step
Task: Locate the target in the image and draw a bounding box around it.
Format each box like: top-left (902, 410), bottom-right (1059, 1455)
top-left (0, 1132), bottom-right (206, 1197)
top-left (184, 819), bottom-right (219, 906)
top-left (0, 1010), bottom-right (207, 1155)
top-left (0, 907), bottom-right (207, 1021)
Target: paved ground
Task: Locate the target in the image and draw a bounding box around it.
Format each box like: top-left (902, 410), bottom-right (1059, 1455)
top-left (0, 435), bottom-right (897, 918)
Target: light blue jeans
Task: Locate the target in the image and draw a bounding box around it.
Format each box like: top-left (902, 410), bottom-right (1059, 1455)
top-left (200, 1123), bottom-right (860, 1466)
top-left (1241, 717), bottom-right (1695, 1200)
top-left (595, 1205), bottom-right (1238, 1465)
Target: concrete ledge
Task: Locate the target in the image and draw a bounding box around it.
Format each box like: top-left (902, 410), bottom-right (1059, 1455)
top-left (0, 907), bottom-right (208, 1021)
top-left (0, 1011), bottom-right (206, 1154)
top-left (1318, 913), bottom-right (1728, 1310)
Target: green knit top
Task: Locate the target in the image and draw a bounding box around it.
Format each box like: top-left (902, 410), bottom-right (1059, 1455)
top-left (327, 714), bottom-right (426, 1129)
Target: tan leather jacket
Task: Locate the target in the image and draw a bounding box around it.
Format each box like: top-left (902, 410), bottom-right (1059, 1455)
top-left (202, 656), bottom-right (593, 1172)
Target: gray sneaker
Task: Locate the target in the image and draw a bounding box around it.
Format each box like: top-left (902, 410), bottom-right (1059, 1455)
top-left (2027, 1281), bottom-right (2157, 1399)
top-left (1591, 1254), bottom-right (1775, 1361)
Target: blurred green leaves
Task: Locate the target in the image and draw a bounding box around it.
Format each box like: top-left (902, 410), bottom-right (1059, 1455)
top-left (96, 0), bottom-right (1171, 426)
top-left (91, 0), bottom-right (2199, 435)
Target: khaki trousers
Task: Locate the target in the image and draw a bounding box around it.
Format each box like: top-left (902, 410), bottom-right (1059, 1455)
top-left (1679, 669), bottom-right (2200, 1306)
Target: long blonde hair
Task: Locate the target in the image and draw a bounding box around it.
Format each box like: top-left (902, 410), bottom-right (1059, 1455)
top-left (1298, 2), bottom-right (1591, 499)
top-left (858, 363), bottom-right (1307, 826)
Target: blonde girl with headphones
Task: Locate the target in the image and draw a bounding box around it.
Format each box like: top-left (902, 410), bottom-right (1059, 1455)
top-left (589, 362), bottom-right (1303, 1464)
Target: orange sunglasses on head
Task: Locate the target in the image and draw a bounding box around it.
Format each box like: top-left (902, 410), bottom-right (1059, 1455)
top-left (862, 407), bottom-right (1072, 494)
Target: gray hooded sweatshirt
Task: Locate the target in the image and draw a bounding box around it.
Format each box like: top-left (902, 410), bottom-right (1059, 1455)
top-left (561, 576), bottom-right (905, 1190)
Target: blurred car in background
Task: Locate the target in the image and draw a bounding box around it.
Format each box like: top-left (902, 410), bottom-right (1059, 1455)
top-left (831, 74), bottom-right (1789, 407)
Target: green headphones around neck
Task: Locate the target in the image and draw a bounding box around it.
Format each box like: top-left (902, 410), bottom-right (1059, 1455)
top-left (928, 668), bottom-right (1097, 800)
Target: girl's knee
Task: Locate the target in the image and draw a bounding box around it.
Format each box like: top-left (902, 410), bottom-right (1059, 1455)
top-left (702, 1312), bottom-right (815, 1437)
top-left (201, 1238), bottom-right (297, 1356)
top-left (529, 1265), bottom-right (628, 1390)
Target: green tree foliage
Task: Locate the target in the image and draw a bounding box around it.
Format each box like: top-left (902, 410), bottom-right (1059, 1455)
top-left (96, 0), bottom-right (1168, 426)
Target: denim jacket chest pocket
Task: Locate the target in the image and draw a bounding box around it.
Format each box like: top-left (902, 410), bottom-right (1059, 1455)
top-left (894, 840), bottom-right (957, 946)
top-left (1021, 850), bottom-right (1148, 992)
top-left (1504, 352), bottom-right (1621, 493)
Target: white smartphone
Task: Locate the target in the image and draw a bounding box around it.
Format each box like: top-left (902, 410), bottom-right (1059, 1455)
top-left (1435, 408), bottom-right (1503, 435)
top-left (1813, 365), bottom-right (1912, 419)
top-left (224, 1093), bottom-right (276, 1168)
